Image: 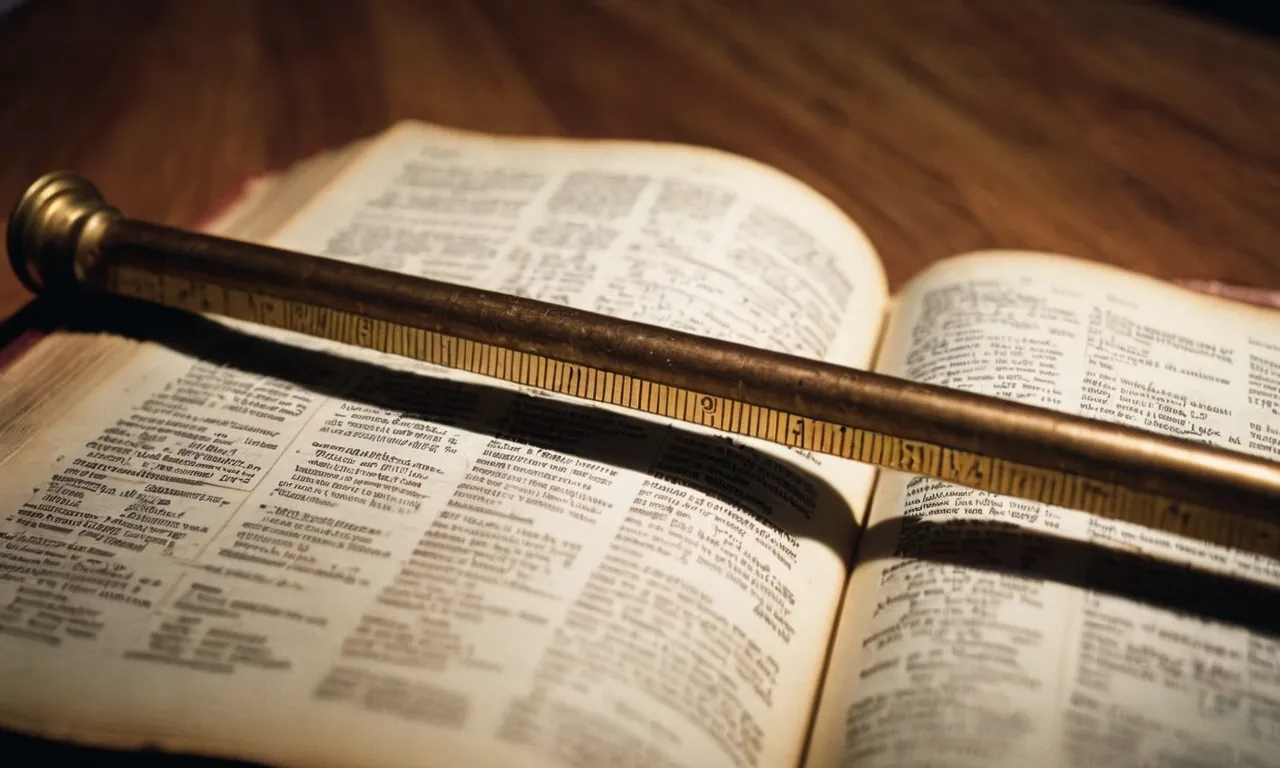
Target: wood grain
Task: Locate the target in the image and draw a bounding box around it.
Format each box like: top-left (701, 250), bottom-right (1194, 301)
top-left (1, 1), bottom-right (1280, 763)
top-left (2, 0), bottom-right (1280, 325)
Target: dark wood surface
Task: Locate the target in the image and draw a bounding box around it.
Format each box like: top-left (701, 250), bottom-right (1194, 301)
top-left (2, 0), bottom-right (1280, 325)
top-left (0, 0), bottom-right (1279, 762)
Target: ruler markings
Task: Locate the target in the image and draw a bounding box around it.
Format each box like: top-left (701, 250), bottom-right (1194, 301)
top-left (103, 266), bottom-right (1280, 559)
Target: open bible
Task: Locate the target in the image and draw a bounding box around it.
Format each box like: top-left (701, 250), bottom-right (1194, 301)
top-left (1, 121), bottom-right (1277, 768)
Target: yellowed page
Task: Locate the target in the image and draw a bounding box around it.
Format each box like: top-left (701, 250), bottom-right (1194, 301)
top-left (0, 121), bottom-right (888, 768)
top-left (805, 250), bottom-right (1280, 767)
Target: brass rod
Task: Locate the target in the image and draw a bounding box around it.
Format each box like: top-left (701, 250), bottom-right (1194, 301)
top-left (8, 172), bottom-right (1280, 558)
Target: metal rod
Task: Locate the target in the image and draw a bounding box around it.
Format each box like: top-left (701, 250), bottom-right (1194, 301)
top-left (8, 171), bottom-right (1280, 558)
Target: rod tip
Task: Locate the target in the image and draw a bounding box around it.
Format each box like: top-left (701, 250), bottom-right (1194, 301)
top-left (7, 171), bottom-right (119, 294)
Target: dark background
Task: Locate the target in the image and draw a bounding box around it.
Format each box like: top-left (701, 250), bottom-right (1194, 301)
top-left (1, 0), bottom-right (1279, 763)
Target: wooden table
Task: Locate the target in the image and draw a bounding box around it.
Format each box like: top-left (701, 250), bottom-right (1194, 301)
top-left (2, 0), bottom-right (1280, 325)
top-left (1, 0), bottom-right (1279, 762)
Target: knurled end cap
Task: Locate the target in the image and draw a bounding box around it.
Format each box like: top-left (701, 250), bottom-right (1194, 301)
top-left (7, 171), bottom-right (120, 294)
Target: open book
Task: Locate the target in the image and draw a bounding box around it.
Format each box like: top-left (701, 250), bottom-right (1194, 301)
top-left (1, 121), bottom-right (1278, 768)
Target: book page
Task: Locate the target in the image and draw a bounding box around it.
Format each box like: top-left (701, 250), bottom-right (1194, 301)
top-left (0, 121), bottom-right (888, 768)
top-left (804, 251), bottom-right (1280, 767)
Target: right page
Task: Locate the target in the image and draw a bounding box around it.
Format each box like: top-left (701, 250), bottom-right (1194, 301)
top-left (806, 250), bottom-right (1280, 767)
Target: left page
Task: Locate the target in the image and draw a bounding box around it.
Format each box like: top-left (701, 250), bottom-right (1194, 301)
top-left (0, 121), bottom-right (889, 768)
